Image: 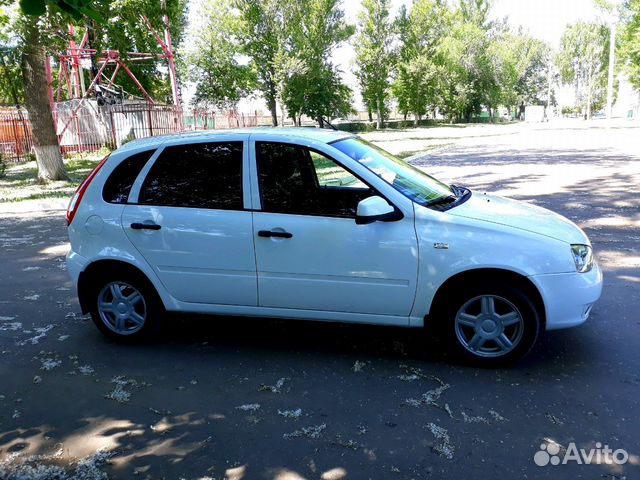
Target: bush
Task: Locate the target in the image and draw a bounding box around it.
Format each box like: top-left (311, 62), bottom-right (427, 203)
top-left (335, 118), bottom-right (442, 133)
top-left (0, 153), bottom-right (6, 179)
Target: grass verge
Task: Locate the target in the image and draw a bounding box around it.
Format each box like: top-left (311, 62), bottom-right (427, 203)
top-left (0, 150), bottom-right (108, 203)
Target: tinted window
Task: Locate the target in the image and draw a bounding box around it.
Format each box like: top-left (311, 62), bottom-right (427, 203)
top-left (257, 142), bottom-right (373, 217)
top-left (102, 150), bottom-right (154, 204)
top-left (140, 142), bottom-right (243, 210)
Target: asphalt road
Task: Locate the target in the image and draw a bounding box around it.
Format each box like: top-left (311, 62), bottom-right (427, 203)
top-left (0, 121), bottom-right (639, 479)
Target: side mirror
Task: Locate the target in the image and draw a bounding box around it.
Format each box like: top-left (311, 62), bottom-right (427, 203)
top-left (356, 196), bottom-right (402, 225)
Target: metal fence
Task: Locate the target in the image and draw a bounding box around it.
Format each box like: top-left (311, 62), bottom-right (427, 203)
top-left (0, 102), bottom-right (260, 162)
top-left (0, 108), bottom-right (34, 161)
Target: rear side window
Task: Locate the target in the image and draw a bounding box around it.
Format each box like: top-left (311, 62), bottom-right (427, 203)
top-left (139, 142), bottom-right (243, 210)
top-left (102, 150), bottom-right (154, 204)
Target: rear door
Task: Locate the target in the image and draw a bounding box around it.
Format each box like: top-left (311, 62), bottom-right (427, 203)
top-left (122, 138), bottom-right (257, 306)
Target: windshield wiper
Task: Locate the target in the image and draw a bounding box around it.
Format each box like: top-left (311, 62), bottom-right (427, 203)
top-left (426, 194), bottom-right (457, 207)
top-left (425, 184), bottom-right (471, 210)
top-left (451, 184), bottom-right (471, 200)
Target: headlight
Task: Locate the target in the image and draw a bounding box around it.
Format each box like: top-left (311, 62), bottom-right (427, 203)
top-left (571, 244), bottom-right (593, 273)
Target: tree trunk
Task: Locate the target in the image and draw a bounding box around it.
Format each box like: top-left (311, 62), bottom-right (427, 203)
top-left (21, 17), bottom-right (67, 182)
top-left (413, 113), bottom-right (420, 127)
top-left (376, 98), bottom-right (382, 130)
top-left (265, 80), bottom-right (278, 127)
top-left (367, 105), bottom-right (373, 122)
top-left (317, 116), bottom-right (324, 128)
top-left (268, 97), bottom-right (278, 127)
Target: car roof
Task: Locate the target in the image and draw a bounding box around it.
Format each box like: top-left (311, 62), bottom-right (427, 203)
top-left (116, 127), bottom-right (354, 153)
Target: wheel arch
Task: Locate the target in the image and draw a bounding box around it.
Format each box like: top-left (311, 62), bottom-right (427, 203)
top-left (77, 259), bottom-right (165, 314)
top-left (427, 268), bottom-right (546, 329)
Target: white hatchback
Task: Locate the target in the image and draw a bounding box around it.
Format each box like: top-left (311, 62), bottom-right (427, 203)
top-left (66, 128), bottom-right (602, 365)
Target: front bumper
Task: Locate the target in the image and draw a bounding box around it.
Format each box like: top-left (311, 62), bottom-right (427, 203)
top-left (529, 262), bottom-right (603, 330)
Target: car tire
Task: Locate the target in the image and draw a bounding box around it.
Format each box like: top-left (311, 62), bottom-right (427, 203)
top-left (88, 270), bottom-right (163, 342)
top-left (438, 282), bottom-right (542, 367)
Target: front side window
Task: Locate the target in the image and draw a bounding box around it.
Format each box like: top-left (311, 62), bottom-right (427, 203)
top-left (257, 142), bottom-right (374, 217)
top-left (139, 142), bottom-right (243, 210)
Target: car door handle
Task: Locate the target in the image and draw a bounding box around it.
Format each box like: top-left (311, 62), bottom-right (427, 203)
top-left (130, 222), bottom-right (161, 231)
top-left (258, 230), bottom-right (292, 239)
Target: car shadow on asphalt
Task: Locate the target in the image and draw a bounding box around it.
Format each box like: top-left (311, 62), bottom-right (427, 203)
top-left (93, 310), bottom-right (600, 373)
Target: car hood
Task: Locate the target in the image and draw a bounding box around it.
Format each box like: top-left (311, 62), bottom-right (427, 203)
top-left (447, 192), bottom-right (589, 244)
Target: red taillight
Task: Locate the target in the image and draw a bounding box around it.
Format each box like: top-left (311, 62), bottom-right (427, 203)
top-left (66, 155), bottom-right (110, 226)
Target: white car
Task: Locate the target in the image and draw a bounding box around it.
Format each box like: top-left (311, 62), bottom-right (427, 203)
top-left (66, 128), bottom-right (602, 365)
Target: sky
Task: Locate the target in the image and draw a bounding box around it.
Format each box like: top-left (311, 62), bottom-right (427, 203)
top-left (188, 0), bottom-right (605, 112)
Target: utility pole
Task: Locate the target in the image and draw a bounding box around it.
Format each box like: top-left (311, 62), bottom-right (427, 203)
top-left (605, 15), bottom-right (617, 120)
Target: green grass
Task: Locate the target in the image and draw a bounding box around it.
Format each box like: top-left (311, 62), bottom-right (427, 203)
top-left (0, 150), bottom-right (109, 203)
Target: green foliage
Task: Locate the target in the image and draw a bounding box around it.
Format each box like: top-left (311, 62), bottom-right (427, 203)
top-left (488, 29), bottom-right (552, 111)
top-left (279, 0), bottom-right (355, 123)
top-left (392, 0), bottom-right (453, 123)
top-left (84, 0), bottom-right (188, 102)
top-left (620, 0), bottom-right (640, 90)
top-left (557, 21), bottom-right (609, 117)
top-left (459, 0), bottom-right (491, 28)
top-left (235, 0), bottom-right (280, 123)
top-left (235, 0), bottom-right (354, 125)
top-left (3, 0), bottom-right (188, 105)
top-left (185, 0), bottom-right (255, 109)
top-left (354, 0), bottom-right (394, 127)
top-left (18, 0), bottom-right (103, 21)
top-left (437, 19), bottom-right (493, 120)
top-left (0, 46), bottom-right (24, 104)
top-left (389, 0), bottom-right (556, 124)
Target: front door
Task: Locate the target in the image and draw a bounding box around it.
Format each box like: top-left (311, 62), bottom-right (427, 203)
top-left (123, 140), bottom-right (257, 306)
top-left (251, 141), bottom-right (418, 318)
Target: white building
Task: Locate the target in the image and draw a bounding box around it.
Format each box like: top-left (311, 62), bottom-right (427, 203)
top-left (612, 75), bottom-right (640, 120)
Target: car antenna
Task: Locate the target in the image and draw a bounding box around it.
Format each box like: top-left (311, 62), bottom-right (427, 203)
top-left (321, 117), bottom-right (338, 131)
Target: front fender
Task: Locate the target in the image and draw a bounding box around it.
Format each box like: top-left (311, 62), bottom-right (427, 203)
top-left (410, 206), bottom-right (575, 319)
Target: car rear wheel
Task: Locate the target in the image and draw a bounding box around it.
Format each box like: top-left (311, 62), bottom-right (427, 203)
top-left (89, 272), bottom-right (162, 341)
top-left (440, 282), bottom-right (542, 366)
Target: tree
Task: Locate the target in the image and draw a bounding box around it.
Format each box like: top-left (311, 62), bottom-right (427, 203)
top-left (20, 14), bottom-right (68, 181)
top-left (6, 0), bottom-right (187, 181)
top-left (0, 1), bottom-right (67, 181)
top-left (435, 20), bottom-right (489, 121)
top-left (354, 0), bottom-right (393, 129)
top-left (620, 0), bottom-right (640, 90)
top-left (459, 0), bottom-right (492, 28)
top-left (392, 0), bottom-right (452, 125)
top-left (488, 29), bottom-right (551, 117)
top-left (557, 21), bottom-right (609, 119)
top-left (184, 0), bottom-right (255, 109)
top-left (235, 0), bottom-right (281, 125)
top-left (277, 0), bottom-right (355, 126)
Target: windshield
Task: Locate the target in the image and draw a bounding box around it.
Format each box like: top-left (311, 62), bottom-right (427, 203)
top-left (332, 137), bottom-right (453, 206)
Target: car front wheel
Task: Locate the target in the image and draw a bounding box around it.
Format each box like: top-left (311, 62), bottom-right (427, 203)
top-left (441, 283), bottom-right (542, 366)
